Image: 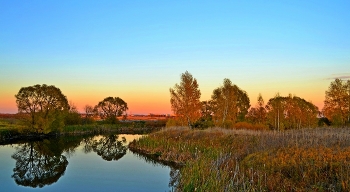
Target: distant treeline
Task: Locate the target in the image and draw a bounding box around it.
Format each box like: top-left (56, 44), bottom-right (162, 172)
top-left (7, 73), bottom-right (350, 135)
top-left (168, 71), bottom-right (350, 130)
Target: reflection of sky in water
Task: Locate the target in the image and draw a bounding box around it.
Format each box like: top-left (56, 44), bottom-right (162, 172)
top-left (0, 145), bottom-right (17, 192)
top-left (0, 135), bottom-right (172, 192)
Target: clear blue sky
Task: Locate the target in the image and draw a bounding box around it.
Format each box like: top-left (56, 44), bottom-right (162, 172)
top-left (1, 0), bottom-right (349, 114)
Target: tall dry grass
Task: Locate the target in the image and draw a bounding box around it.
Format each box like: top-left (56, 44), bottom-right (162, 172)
top-left (129, 127), bottom-right (350, 191)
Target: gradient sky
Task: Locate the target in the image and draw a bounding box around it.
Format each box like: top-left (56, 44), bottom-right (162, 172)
top-left (1, 0), bottom-right (349, 114)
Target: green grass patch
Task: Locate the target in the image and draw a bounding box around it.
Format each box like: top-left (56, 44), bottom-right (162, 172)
top-left (0, 118), bottom-right (23, 131)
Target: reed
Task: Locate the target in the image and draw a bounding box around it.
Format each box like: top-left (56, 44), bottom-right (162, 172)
top-left (129, 127), bottom-right (350, 191)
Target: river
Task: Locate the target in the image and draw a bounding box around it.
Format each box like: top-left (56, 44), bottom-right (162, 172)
top-left (0, 134), bottom-right (177, 192)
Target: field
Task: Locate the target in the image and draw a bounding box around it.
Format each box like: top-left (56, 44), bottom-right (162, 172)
top-left (0, 115), bottom-right (23, 131)
top-left (129, 127), bottom-right (350, 191)
top-left (0, 114), bottom-right (166, 142)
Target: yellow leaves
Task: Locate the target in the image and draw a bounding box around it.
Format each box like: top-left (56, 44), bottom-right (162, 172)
top-left (323, 78), bottom-right (350, 126)
top-left (170, 71), bottom-right (201, 128)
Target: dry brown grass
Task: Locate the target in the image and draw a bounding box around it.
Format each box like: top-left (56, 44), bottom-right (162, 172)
top-left (130, 127), bottom-right (350, 191)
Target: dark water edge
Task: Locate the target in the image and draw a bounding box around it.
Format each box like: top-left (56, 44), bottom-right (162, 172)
top-left (0, 126), bottom-right (162, 145)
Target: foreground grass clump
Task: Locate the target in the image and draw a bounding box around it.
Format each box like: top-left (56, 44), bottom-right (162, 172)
top-left (129, 127), bottom-right (350, 191)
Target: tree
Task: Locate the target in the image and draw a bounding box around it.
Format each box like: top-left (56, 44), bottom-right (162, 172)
top-left (15, 84), bottom-right (69, 133)
top-left (211, 78), bottom-right (250, 128)
top-left (64, 101), bottom-right (82, 125)
top-left (266, 94), bottom-right (319, 130)
top-left (95, 97), bottom-right (128, 124)
top-left (169, 71), bottom-right (201, 128)
top-left (200, 100), bottom-right (213, 119)
top-left (83, 105), bottom-right (96, 124)
top-left (193, 100), bottom-right (214, 129)
top-left (323, 78), bottom-right (350, 126)
top-left (84, 105), bottom-right (95, 118)
top-left (247, 93), bottom-right (267, 124)
top-left (266, 93), bottom-right (283, 130)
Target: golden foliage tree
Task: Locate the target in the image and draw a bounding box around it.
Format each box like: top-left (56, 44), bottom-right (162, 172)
top-left (211, 78), bottom-right (250, 128)
top-left (170, 71), bottom-right (201, 128)
top-left (266, 94), bottom-right (319, 130)
top-left (323, 78), bottom-right (350, 126)
top-left (247, 93), bottom-right (267, 124)
top-left (265, 93), bottom-right (283, 130)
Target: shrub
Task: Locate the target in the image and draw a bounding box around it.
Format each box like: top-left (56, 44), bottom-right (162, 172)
top-left (233, 122), bottom-right (268, 131)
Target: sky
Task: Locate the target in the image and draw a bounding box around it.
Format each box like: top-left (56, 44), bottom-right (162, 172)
top-left (1, 0), bottom-right (349, 114)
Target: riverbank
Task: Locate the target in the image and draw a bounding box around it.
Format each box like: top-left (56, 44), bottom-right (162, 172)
top-left (0, 118), bottom-right (162, 144)
top-left (129, 127), bottom-right (350, 191)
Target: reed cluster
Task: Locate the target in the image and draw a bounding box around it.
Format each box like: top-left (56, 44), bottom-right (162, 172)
top-left (129, 127), bottom-right (350, 191)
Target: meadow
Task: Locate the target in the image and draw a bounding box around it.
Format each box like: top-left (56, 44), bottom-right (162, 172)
top-left (0, 116), bottom-right (165, 143)
top-left (129, 127), bottom-right (350, 191)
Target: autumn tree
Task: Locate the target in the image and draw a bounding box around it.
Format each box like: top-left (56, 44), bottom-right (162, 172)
top-left (15, 84), bottom-right (69, 133)
top-left (170, 71), bottom-right (201, 128)
top-left (323, 78), bottom-right (350, 126)
top-left (192, 100), bottom-right (215, 129)
top-left (247, 93), bottom-right (267, 124)
top-left (266, 94), bottom-right (319, 130)
top-left (95, 97), bottom-right (128, 124)
top-left (265, 93), bottom-right (283, 130)
top-left (200, 100), bottom-right (213, 120)
top-left (211, 78), bottom-right (250, 128)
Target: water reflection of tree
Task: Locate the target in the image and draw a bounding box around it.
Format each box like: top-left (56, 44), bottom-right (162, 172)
top-left (89, 135), bottom-right (127, 161)
top-left (11, 136), bottom-right (83, 188)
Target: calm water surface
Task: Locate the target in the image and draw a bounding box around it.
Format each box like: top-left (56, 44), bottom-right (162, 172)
top-left (0, 134), bottom-right (177, 192)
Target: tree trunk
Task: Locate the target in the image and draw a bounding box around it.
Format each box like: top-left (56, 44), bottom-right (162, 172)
top-left (277, 108), bottom-right (280, 131)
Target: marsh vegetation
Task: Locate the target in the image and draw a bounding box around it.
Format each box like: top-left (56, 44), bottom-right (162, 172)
top-left (129, 127), bottom-right (350, 191)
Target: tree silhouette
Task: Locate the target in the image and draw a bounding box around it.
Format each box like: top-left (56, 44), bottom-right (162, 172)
top-left (15, 84), bottom-right (69, 133)
top-left (11, 142), bottom-right (68, 188)
top-left (95, 97), bottom-right (128, 124)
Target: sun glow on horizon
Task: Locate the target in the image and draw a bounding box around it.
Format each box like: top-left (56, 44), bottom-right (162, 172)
top-left (0, 1), bottom-right (349, 115)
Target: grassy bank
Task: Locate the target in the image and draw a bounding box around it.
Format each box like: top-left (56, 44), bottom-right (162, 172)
top-left (129, 127), bottom-right (350, 191)
top-left (0, 118), bottom-right (163, 144)
top-left (62, 124), bottom-right (161, 135)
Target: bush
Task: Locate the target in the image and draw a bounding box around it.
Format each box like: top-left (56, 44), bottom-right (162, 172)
top-left (82, 117), bottom-right (95, 125)
top-left (318, 117), bottom-right (331, 126)
top-left (193, 117), bottom-right (214, 129)
top-left (145, 120), bottom-right (166, 128)
top-left (166, 118), bottom-right (182, 127)
top-left (233, 122), bottom-right (268, 131)
top-left (64, 111), bottom-right (82, 125)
